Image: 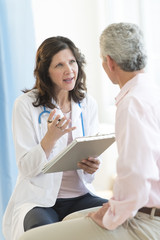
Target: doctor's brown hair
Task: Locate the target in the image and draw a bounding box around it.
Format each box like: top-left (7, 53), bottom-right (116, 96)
top-left (24, 36), bottom-right (87, 109)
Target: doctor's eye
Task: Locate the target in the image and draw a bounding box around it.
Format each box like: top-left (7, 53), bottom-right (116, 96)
top-left (70, 59), bottom-right (76, 64)
top-left (55, 63), bottom-right (63, 68)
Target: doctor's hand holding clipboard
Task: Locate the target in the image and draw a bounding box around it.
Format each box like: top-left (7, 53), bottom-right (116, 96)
top-left (78, 157), bottom-right (100, 174)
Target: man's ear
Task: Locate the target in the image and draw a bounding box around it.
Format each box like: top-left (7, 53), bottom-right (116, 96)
top-left (106, 55), bottom-right (114, 71)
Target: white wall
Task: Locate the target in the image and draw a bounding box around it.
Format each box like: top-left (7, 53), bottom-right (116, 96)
top-left (31, 0), bottom-right (160, 195)
top-left (32, 0), bottom-right (160, 122)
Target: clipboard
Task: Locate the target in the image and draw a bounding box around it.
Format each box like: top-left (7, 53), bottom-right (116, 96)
top-left (42, 133), bottom-right (115, 173)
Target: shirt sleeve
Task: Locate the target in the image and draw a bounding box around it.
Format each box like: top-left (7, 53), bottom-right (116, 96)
top-left (102, 97), bottom-right (159, 230)
top-left (12, 96), bottom-right (47, 177)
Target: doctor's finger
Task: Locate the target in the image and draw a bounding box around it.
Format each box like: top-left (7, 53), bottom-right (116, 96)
top-left (81, 158), bottom-right (100, 169)
top-left (77, 162), bottom-right (97, 174)
top-left (51, 114), bottom-right (61, 125)
top-left (47, 109), bottom-right (56, 123)
top-left (59, 119), bottom-right (71, 130)
top-left (87, 157), bottom-right (100, 166)
top-left (55, 116), bottom-right (67, 127)
top-left (63, 126), bottom-right (76, 133)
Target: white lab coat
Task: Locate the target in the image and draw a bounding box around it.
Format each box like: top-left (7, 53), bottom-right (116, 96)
top-left (3, 90), bottom-right (99, 240)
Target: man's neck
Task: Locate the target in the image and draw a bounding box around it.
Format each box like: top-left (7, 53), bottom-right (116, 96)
top-left (118, 69), bottom-right (144, 88)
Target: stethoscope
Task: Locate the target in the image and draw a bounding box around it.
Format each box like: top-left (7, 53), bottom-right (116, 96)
top-left (38, 102), bottom-right (85, 136)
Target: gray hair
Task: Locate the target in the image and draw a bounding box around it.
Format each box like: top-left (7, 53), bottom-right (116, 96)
top-left (100, 22), bottom-right (147, 71)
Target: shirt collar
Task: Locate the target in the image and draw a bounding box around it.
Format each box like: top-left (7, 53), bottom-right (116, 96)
top-left (115, 73), bottom-right (147, 106)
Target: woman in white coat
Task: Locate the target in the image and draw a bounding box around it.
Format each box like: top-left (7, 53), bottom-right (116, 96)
top-left (3, 36), bottom-right (107, 240)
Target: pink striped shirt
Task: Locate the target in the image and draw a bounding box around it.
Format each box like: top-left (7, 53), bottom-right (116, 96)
top-left (103, 73), bottom-right (160, 230)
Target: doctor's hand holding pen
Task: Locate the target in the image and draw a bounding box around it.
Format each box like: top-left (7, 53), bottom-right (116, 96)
top-left (41, 109), bottom-right (76, 159)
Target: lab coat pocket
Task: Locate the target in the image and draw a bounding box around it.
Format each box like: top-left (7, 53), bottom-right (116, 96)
top-left (28, 178), bottom-right (51, 203)
top-left (30, 173), bottom-right (52, 190)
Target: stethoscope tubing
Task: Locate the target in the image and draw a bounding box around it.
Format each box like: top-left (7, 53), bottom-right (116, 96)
top-left (78, 102), bottom-right (85, 137)
top-left (38, 106), bottom-right (50, 124)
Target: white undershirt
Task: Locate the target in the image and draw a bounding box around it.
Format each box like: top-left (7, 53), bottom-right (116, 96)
top-left (57, 111), bottom-right (88, 198)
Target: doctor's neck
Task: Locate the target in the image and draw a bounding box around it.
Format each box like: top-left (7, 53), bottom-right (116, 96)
top-left (56, 91), bottom-right (71, 113)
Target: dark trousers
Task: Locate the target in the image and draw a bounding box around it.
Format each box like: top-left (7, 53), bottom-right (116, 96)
top-left (24, 193), bottom-right (108, 231)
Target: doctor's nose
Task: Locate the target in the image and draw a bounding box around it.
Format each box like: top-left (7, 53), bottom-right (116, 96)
top-left (64, 64), bottom-right (73, 74)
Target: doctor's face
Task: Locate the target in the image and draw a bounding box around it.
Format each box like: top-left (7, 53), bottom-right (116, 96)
top-left (48, 48), bottom-right (78, 94)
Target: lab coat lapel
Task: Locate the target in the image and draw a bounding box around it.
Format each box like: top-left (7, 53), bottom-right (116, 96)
top-left (71, 100), bottom-right (84, 139)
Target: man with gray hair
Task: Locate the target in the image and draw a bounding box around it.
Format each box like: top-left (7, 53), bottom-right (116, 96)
top-left (87, 22), bottom-right (160, 238)
top-left (19, 23), bottom-right (160, 240)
